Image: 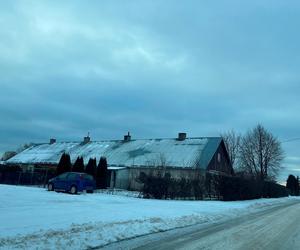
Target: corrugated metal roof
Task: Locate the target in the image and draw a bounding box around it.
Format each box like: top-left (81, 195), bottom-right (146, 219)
top-left (6, 137), bottom-right (223, 169)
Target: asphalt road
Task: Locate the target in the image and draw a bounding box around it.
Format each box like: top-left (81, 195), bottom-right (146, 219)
top-left (101, 200), bottom-right (300, 250)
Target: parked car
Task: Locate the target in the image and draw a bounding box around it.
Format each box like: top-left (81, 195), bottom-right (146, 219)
top-left (47, 172), bottom-right (96, 194)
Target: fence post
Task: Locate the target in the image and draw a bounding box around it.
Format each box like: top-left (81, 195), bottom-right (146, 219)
top-left (43, 169), bottom-right (48, 188)
top-left (30, 171), bottom-right (34, 185)
top-left (18, 172), bottom-right (22, 185)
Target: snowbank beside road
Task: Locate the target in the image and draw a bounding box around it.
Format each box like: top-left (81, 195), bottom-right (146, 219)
top-left (0, 184), bottom-right (298, 249)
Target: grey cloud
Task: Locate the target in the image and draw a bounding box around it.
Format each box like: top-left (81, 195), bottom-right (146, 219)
top-left (1, 1), bottom-right (300, 182)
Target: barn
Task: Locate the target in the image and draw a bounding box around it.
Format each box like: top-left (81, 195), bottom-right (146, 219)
top-left (6, 133), bottom-right (233, 190)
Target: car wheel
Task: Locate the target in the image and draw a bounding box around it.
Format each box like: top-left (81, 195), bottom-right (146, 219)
top-left (48, 183), bottom-right (54, 191)
top-left (70, 185), bottom-right (77, 195)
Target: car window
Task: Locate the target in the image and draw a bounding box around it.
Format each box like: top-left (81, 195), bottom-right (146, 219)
top-left (58, 173), bottom-right (69, 180)
top-left (68, 173), bottom-right (78, 180)
top-left (84, 174), bottom-right (93, 181)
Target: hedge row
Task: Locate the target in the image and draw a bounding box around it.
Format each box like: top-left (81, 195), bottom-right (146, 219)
top-left (138, 172), bottom-right (288, 201)
top-left (138, 172), bottom-right (205, 200)
top-left (214, 175), bottom-right (288, 201)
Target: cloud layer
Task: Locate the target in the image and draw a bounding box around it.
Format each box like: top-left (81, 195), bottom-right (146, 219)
top-left (1, 1), bottom-right (300, 181)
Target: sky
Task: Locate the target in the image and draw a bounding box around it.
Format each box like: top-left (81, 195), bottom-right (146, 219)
top-left (1, 1), bottom-right (300, 182)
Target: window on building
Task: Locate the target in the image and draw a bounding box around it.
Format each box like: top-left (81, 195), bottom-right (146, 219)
top-left (217, 153), bottom-right (221, 163)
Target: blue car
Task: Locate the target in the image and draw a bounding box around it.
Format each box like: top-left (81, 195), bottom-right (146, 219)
top-left (48, 172), bottom-right (96, 194)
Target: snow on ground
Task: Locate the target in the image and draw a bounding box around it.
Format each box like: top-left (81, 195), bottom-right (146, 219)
top-left (0, 184), bottom-right (298, 249)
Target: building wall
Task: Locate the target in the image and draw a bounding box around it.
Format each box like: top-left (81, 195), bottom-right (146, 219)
top-left (123, 167), bottom-right (206, 191)
top-left (207, 142), bottom-right (233, 175)
top-left (5, 163), bottom-right (57, 172)
top-left (109, 168), bottom-right (129, 189)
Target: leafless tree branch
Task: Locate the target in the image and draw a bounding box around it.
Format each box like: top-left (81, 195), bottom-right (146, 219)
top-left (239, 124), bottom-right (284, 181)
top-left (221, 130), bottom-right (241, 169)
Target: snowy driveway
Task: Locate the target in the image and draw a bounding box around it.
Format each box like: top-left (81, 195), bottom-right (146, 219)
top-left (0, 184), bottom-right (299, 249)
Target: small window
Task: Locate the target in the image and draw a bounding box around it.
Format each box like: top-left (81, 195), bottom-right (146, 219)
top-left (217, 153), bottom-right (221, 163)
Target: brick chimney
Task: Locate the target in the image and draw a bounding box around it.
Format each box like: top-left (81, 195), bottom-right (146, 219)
top-left (124, 132), bottom-right (131, 142)
top-left (83, 132), bottom-right (91, 144)
top-left (177, 132), bottom-right (187, 141)
top-left (50, 138), bottom-right (56, 144)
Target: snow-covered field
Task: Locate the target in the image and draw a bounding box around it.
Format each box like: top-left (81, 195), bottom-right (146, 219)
top-left (0, 184), bottom-right (298, 249)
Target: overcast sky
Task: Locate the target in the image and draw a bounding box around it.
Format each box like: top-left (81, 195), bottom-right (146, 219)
top-left (1, 1), bottom-right (300, 181)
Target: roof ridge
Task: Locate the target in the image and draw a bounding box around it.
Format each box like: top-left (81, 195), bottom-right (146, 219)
top-left (37, 136), bottom-right (222, 144)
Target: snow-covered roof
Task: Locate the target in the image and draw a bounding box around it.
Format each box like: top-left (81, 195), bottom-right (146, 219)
top-left (6, 137), bottom-right (223, 169)
top-left (108, 166), bottom-right (127, 170)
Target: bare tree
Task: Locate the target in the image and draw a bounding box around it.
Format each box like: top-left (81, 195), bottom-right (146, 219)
top-left (239, 124), bottom-right (284, 181)
top-left (145, 153), bottom-right (168, 169)
top-left (1, 151), bottom-right (17, 161)
top-left (1, 143), bottom-right (35, 161)
top-left (157, 153), bottom-right (168, 168)
top-left (221, 130), bottom-right (241, 169)
top-left (16, 142), bottom-right (35, 153)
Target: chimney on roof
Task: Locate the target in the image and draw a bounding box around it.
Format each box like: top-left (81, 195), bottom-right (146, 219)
top-left (124, 132), bottom-right (131, 142)
top-left (177, 132), bottom-right (187, 141)
top-left (50, 138), bottom-right (56, 144)
top-left (83, 132), bottom-right (91, 144)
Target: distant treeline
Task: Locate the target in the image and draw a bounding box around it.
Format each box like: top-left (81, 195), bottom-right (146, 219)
top-left (286, 174), bottom-right (300, 196)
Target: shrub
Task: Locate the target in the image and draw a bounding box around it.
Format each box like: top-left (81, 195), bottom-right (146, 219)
top-left (211, 174), bottom-right (288, 201)
top-left (56, 153), bottom-right (72, 176)
top-left (286, 175), bottom-right (299, 196)
top-left (139, 171), bottom-right (288, 201)
top-left (85, 158), bottom-right (97, 178)
top-left (138, 171), bottom-right (205, 200)
top-left (96, 157), bottom-right (108, 188)
top-left (72, 156), bottom-right (84, 172)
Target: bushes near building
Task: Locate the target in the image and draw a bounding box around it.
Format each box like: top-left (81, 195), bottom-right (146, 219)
top-left (138, 171), bottom-right (288, 201)
top-left (56, 153), bottom-right (72, 176)
top-left (96, 157), bottom-right (108, 188)
top-left (286, 175), bottom-right (300, 196)
top-left (214, 175), bottom-right (288, 201)
top-left (0, 164), bottom-right (56, 186)
top-left (138, 171), bottom-right (205, 200)
top-left (85, 158), bottom-right (97, 179)
top-left (72, 156), bottom-right (84, 172)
